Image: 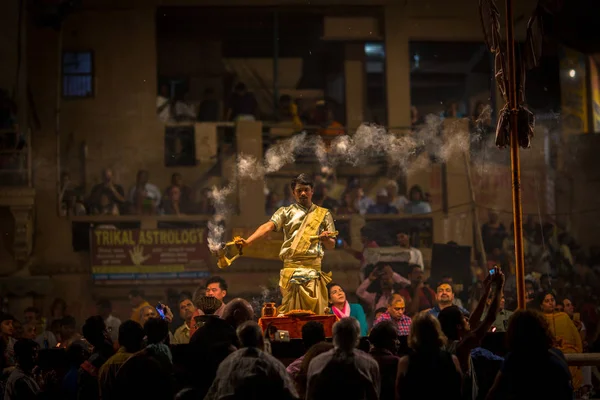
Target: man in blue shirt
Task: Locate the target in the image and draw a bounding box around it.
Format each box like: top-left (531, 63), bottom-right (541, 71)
top-left (428, 283), bottom-right (469, 318)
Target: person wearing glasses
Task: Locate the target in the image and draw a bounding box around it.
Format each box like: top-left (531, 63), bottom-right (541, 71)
top-left (373, 295), bottom-right (412, 336)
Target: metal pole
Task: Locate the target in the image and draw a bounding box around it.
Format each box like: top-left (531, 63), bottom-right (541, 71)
top-left (504, 0), bottom-right (526, 309)
top-left (272, 10), bottom-right (279, 119)
top-left (56, 27), bottom-right (63, 216)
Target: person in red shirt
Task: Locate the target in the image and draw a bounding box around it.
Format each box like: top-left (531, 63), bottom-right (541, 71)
top-left (398, 264), bottom-right (436, 316)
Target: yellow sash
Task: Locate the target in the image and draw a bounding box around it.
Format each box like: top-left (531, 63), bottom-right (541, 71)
top-left (289, 204), bottom-right (328, 258)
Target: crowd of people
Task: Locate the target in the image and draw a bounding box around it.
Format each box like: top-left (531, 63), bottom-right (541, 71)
top-left (0, 250), bottom-right (595, 400)
top-left (266, 169), bottom-right (432, 218)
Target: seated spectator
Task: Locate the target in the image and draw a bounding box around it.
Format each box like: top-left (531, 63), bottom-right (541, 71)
top-left (98, 320), bottom-right (145, 400)
top-left (286, 321), bottom-right (326, 379)
top-left (163, 173), bottom-right (193, 210)
top-left (438, 270), bottom-right (504, 373)
top-left (90, 192), bottom-right (119, 215)
top-left (313, 184), bottom-right (339, 212)
top-left (88, 168), bottom-right (126, 214)
top-left (428, 282), bottom-right (469, 318)
top-left (369, 321), bottom-right (401, 400)
top-left (396, 230), bottom-right (424, 269)
top-left (386, 180), bottom-right (408, 211)
top-left (395, 313), bottom-right (462, 400)
top-left (306, 318), bottom-right (380, 400)
top-left (398, 265), bottom-right (437, 316)
top-left (225, 82), bottom-right (258, 121)
top-left (337, 190), bottom-right (359, 215)
top-left (357, 264), bottom-right (410, 314)
top-left (560, 297), bottom-right (586, 342)
top-left (162, 186), bottom-right (192, 215)
top-left (5, 339), bottom-right (40, 400)
top-left (127, 170), bottom-right (161, 215)
top-left (539, 291), bottom-right (583, 389)
top-left (403, 185), bottom-right (432, 215)
top-left (205, 321), bottom-right (298, 400)
top-left (374, 296), bottom-right (412, 336)
top-left (486, 310), bottom-right (573, 400)
top-left (78, 316), bottom-right (115, 400)
top-left (327, 283), bottom-right (368, 336)
top-left (353, 186), bottom-right (374, 215)
top-left (366, 189), bottom-right (398, 214)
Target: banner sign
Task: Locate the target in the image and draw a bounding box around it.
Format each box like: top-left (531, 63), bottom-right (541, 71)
top-left (231, 228), bottom-right (283, 260)
top-left (91, 228), bottom-right (211, 283)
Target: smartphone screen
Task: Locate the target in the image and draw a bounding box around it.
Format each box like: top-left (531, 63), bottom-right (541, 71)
top-left (335, 238), bottom-right (343, 248)
top-left (574, 313), bottom-right (581, 322)
top-left (489, 268), bottom-right (496, 275)
top-left (155, 304), bottom-right (166, 319)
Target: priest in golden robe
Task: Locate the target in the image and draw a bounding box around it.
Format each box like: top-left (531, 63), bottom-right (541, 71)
top-left (236, 173), bottom-right (336, 315)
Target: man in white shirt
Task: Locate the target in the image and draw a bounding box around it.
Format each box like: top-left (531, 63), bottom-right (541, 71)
top-left (127, 170), bottom-right (161, 214)
top-left (96, 298), bottom-right (121, 342)
top-left (397, 230), bottom-right (424, 270)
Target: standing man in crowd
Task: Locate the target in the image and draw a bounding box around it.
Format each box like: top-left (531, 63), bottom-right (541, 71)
top-left (236, 174), bottom-right (336, 314)
top-left (173, 294), bottom-right (197, 344)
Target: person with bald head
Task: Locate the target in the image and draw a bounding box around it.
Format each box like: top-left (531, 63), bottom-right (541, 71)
top-left (223, 298), bottom-right (254, 329)
top-left (428, 283), bottom-right (469, 319)
top-left (89, 168), bottom-right (126, 213)
top-left (205, 321), bottom-right (298, 400)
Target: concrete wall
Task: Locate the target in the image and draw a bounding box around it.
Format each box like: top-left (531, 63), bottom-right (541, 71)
top-left (21, 0), bottom-right (545, 320)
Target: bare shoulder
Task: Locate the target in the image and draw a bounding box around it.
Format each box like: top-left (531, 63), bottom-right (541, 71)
top-left (397, 355), bottom-right (410, 373)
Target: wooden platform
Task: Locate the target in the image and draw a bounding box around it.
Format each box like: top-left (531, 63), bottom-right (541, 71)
top-left (258, 314), bottom-right (337, 339)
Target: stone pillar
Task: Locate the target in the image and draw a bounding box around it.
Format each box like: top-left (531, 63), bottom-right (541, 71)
top-left (384, 5), bottom-right (411, 131)
top-left (234, 121), bottom-right (265, 227)
top-left (345, 43), bottom-right (365, 130)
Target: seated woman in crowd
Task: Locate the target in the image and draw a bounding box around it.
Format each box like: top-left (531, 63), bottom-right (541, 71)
top-left (327, 283), bottom-right (368, 336)
top-left (539, 291), bottom-right (583, 390)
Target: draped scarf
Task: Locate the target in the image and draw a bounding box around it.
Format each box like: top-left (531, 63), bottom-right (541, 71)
top-left (332, 301), bottom-right (350, 319)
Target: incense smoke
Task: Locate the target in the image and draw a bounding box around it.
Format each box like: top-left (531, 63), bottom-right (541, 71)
top-left (206, 108), bottom-right (518, 250)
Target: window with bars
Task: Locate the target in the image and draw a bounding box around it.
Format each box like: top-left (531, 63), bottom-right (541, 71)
top-left (62, 51), bottom-right (94, 98)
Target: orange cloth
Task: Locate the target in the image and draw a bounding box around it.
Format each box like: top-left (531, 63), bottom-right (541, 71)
top-left (544, 312), bottom-right (583, 389)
